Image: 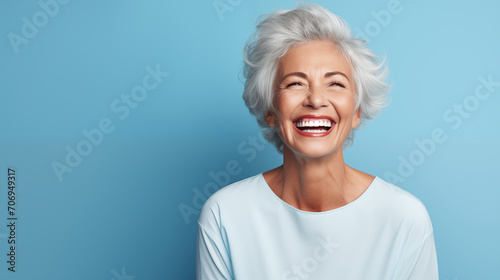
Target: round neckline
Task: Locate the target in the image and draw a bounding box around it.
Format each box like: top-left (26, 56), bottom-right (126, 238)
top-left (259, 173), bottom-right (379, 215)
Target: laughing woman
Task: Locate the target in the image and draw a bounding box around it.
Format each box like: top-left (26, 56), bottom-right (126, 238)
top-left (196, 3), bottom-right (438, 280)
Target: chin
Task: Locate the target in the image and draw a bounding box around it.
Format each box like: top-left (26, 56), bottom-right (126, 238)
top-left (288, 144), bottom-right (340, 158)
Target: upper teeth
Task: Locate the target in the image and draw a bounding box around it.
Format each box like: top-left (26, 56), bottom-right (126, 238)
top-left (295, 119), bottom-right (332, 128)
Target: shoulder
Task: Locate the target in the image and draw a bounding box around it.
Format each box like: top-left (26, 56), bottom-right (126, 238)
top-left (375, 178), bottom-right (430, 213)
top-left (350, 167), bottom-right (431, 223)
top-left (371, 177), bottom-right (434, 236)
top-left (372, 179), bottom-right (438, 267)
top-left (204, 173), bottom-right (263, 209)
top-left (198, 173), bottom-right (263, 227)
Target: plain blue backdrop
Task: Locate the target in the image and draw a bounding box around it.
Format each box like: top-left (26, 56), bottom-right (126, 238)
top-left (1, 0), bottom-right (499, 279)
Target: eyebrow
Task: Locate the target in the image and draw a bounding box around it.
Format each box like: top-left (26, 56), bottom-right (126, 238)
top-left (280, 71), bottom-right (350, 83)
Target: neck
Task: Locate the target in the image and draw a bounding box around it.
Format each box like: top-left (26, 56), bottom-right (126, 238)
top-left (277, 146), bottom-right (355, 212)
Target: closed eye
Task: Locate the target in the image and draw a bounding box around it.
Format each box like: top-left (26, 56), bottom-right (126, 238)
top-left (330, 82), bottom-right (346, 88)
top-left (286, 82), bottom-right (303, 88)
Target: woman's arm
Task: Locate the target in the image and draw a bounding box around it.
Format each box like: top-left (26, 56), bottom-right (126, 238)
top-left (391, 199), bottom-right (439, 280)
top-left (395, 229), bottom-right (439, 279)
top-left (196, 207), bottom-right (234, 280)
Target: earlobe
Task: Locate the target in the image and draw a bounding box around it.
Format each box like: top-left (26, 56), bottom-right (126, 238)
top-left (352, 108), bottom-right (361, 129)
top-left (265, 111), bottom-right (276, 127)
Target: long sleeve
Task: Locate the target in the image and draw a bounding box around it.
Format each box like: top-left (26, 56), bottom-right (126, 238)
top-left (196, 218), bottom-right (233, 279)
top-left (396, 230), bottom-right (439, 280)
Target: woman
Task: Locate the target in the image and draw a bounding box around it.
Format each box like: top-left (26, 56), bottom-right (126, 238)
top-left (197, 3), bottom-right (438, 279)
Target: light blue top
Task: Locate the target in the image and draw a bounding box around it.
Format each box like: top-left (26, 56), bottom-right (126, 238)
top-left (196, 173), bottom-right (438, 280)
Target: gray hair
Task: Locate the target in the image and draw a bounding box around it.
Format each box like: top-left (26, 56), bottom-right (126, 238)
top-left (242, 3), bottom-right (390, 153)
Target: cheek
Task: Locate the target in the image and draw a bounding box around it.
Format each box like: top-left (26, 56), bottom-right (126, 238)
top-left (275, 94), bottom-right (300, 118)
top-left (331, 94), bottom-right (357, 117)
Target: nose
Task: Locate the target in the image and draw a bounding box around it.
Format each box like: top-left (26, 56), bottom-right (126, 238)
top-left (303, 86), bottom-right (328, 109)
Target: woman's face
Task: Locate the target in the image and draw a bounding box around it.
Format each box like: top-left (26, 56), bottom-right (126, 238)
top-left (266, 40), bottom-right (360, 158)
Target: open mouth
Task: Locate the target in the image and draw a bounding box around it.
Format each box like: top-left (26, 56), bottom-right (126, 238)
top-left (293, 117), bottom-right (335, 134)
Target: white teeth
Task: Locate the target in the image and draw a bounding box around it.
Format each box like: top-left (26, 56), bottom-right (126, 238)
top-left (295, 119), bottom-right (332, 128)
top-left (302, 128), bottom-right (328, 133)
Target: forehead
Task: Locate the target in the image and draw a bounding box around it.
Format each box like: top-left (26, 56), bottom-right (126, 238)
top-left (277, 40), bottom-right (352, 78)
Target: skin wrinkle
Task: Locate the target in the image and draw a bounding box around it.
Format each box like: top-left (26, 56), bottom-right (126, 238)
top-left (279, 71), bottom-right (351, 85)
top-left (263, 40), bottom-right (374, 212)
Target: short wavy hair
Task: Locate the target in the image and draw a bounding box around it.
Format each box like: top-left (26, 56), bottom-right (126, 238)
top-left (242, 3), bottom-right (390, 153)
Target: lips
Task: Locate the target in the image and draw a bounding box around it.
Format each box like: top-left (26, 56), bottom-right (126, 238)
top-left (293, 115), bottom-right (336, 137)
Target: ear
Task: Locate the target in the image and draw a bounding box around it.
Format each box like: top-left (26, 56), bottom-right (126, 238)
top-left (352, 108), bottom-right (361, 129)
top-left (265, 111), bottom-right (276, 127)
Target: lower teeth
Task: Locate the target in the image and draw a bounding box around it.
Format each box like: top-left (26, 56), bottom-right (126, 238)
top-left (302, 129), bottom-right (327, 133)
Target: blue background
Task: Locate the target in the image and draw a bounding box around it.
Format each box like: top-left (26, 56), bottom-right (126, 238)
top-left (1, 0), bottom-right (499, 279)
